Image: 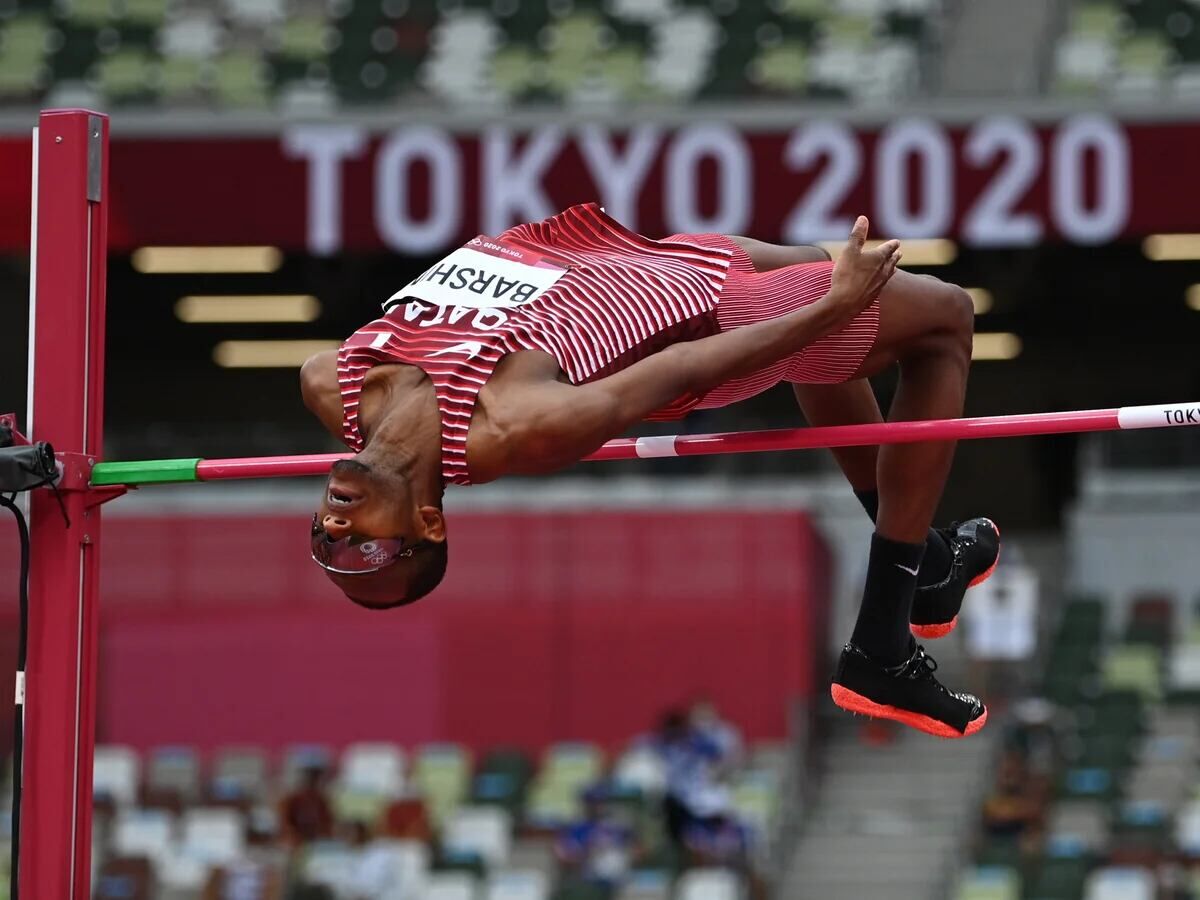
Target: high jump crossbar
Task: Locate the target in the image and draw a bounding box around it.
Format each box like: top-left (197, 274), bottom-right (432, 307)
top-left (89, 403), bottom-right (1200, 486)
top-left (11, 109), bottom-right (1200, 897)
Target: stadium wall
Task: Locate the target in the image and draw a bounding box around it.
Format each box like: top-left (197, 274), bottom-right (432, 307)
top-left (0, 508), bottom-right (830, 754)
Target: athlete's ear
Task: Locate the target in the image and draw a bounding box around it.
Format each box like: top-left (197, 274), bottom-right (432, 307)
top-left (417, 505), bottom-right (447, 544)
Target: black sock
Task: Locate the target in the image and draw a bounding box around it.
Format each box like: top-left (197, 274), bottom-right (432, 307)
top-left (852, 488), bottom-right (951, 588)
top-left (850, 532), bottom-right (925, 665)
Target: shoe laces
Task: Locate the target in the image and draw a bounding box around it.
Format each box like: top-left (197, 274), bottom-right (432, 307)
top-left (889, 643), bottom-right (939, 681)
top-left (889, 645), bottom-right (980, 708)
top-left (942, 522), bottom-right (971, 554)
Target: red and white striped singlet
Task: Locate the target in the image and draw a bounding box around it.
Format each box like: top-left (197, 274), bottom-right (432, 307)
top-left (338, 203), bottom-right (732, 485)
top-left (338, 204), bottom-right (882, 486)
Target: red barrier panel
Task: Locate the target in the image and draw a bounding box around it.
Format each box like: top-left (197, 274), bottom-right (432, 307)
top-left (84, 509), bottom-right (829, 754)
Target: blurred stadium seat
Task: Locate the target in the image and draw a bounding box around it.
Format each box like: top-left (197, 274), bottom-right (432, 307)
top-left (413, 742), bottom-right (473, 826)
top-left (94, 745), bottom-right (141, 807)
top-left (0, 0), bottom-right (947, 109)
top-left (443, 804), bottom-right (513, 866)
top-left (111, 806), bottom-right (173, 869)
top-left (963, 588), bottom-right (1200, 897)
top-left (146, 745), bottom-right (201, 806)
top-left (675, 866), bottom-right (744, 900)
top-left (1055, 0), bottom-right (1200, 98)
top-left (66, 732), bottom-right (797, 895)
top-left (954, 865), bottom-right (1021, 900)
top-left (428, 870), bottom-right (482, 900)
top-left (485, 867), bottom-right (550, 900)
top-left (210, 745), bottom-right (269, 804)
top-left (179, 806), bottom-right (246, 866)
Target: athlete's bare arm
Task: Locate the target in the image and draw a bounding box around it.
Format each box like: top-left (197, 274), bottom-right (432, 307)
top-left (501, 218), bottom-right (900, 475)
top-left (300, 350), bottom-right (344, 439)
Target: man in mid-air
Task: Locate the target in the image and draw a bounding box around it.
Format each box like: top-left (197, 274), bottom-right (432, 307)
top-left (301, 204), bottom-right (1000, 739)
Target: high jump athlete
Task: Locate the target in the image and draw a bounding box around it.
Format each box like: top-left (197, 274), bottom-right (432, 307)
top-left (300, 204), bottom-right (1000, 738)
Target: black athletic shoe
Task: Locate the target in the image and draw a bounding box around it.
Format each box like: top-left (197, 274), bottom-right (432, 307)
top-left (910, 518), bottom-right (1001, 639)
top-left (830, 642), bottom-right (988, 738)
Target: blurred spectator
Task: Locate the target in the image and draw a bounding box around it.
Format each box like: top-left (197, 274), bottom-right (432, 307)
top-left (961, 560), bottom-right (1039, 705)
top-left (682, 812), bottom-right (752, 867)
top-left (555, 785), bottom-right (641, 889)
top-left (1009, 699), bottom-right (1061, 789)
top-left (688, 697), bottom-right (743, 769)
top-left (981, 750), bottom-right (1042, 849)
top-left (384, 793), bottom-right (434, 843)
top-left (281, 766), bottom-right (333, 846)
top-left (653, 710), bottom-right (733, 847)
top-left (681, 813), bottom-right (766, 900)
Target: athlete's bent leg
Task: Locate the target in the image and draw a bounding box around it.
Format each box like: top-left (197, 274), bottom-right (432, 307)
top-left (832, 270), bottom-right (993, 737)
top-left (791, 381), bottom-right (882, 491)
top-left (719, 237), bottom-right (995, 736)
top-left (853, 270), bottom-right (975, 542)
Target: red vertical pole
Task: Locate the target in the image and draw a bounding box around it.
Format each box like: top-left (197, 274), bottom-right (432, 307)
top-left (19, 109), bottom-right (109, 899)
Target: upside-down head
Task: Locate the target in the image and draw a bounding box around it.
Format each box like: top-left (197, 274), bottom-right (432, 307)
top-left (310, 458), bottom-right (448, 609)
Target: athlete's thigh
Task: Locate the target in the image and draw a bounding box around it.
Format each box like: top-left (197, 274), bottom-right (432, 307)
top-left (852, 271), bottom-right (973, 378)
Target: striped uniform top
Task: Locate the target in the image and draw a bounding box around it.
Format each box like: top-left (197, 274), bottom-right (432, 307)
top-left (338, 203), bottom-right (732, 486)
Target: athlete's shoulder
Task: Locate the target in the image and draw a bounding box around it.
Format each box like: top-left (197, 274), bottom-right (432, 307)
top-left (495, 202), bottom-right (605, 241)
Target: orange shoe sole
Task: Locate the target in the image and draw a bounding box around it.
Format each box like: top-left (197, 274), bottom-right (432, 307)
top-left (910, 519), bottom-right (1000, 640)
top-left (831, 683), bottom-right (988, 739)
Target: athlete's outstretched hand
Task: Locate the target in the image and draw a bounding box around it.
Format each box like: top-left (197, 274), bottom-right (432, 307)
top-left (822, 216), bottom-right (900, 329)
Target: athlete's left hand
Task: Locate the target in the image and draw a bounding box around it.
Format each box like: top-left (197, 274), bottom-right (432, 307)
top-left (823, 216), bottom-right (901, 329)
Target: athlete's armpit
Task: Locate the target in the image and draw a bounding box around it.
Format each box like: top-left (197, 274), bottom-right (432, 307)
top-left (300, 350), bottom-right (345, 439)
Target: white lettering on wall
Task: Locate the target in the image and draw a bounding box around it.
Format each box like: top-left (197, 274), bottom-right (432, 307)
top-left (962, 116), bottom-right (1044, 247)
top-left (876, 118), bottom-right (953, 238)
top-left (664, 124), bottom-right (751, 235)
top-left (783, 120), bottom-right (860, 243)
top-left (482, 127), bottom-right (565, 235)
top-left (282, 118), bottom-right (1136, 254)
top-left (576, 125), bottom-right (662, 231)
top-left (374, 126), bottom-right (462, 254)
top-left (1051, 114), bottom-right (1130, 244)
top-left (282, 126), bottom-right (367, 255)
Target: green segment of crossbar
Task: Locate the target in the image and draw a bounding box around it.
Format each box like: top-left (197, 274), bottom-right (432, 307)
top-left (90, 458), bottom-right (202, 486)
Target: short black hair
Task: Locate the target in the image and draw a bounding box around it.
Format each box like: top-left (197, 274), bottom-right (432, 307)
top-left (345, 539), bottom-right (449, 610)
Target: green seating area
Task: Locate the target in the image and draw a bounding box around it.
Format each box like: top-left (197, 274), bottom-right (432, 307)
top-left (956, 594), bottom-right (1200, 900)
top-left (0, 735), bottom-right (788, 897)
top-left (0, 0), bottom-right (944, 109)
top-left (1054, 0), bottom-right (1200, 100)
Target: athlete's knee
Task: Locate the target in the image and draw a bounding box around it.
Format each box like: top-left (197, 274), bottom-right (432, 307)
top-left (899, 281), bottom-right (973, 367)
top-left (924, 280), bottom-right (973, 352)
top-left (943, 283), bottom-right (975, 346)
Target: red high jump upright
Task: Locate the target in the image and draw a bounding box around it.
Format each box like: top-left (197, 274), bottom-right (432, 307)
top-left (18, 109), bottom-right (110, 898)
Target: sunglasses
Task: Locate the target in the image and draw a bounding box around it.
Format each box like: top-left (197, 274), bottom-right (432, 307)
top-left (310, 513), bottom-right (415, 575)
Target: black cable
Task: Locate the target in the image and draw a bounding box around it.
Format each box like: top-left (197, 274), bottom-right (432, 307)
top-left (1, 494), bottom-right (29, 900)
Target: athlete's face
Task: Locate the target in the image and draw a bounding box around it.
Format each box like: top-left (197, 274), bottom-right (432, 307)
top-left (317, 457), bottom-right (416, 543)
top-left (313, 458), bottom-right (448, 608)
